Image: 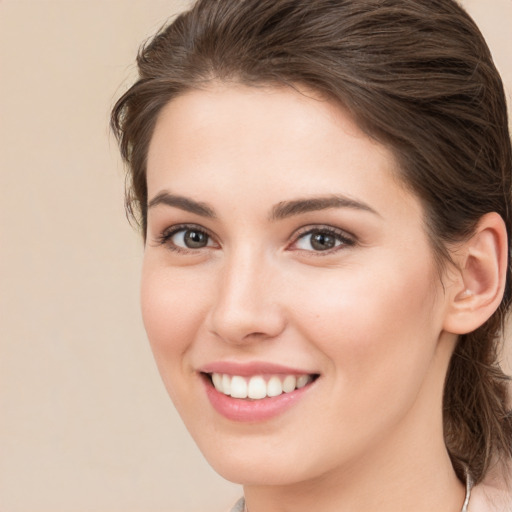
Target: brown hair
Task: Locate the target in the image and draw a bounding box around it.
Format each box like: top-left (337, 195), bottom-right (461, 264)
top-left (111, 0), bottom-right (512, 484)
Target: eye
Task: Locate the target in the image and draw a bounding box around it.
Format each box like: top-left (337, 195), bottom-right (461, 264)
top-left (157, 225), bottom-right (216, 252)
top-left (173, 228), bottom-right (211, 249)
top-left (292, 227), bottom-right (355, 252)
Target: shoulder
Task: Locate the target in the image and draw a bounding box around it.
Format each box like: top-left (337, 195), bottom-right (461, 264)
top-left (469, 460), bottom-right (512, 512)
top-left (469, 483), bottom-right (511, 511)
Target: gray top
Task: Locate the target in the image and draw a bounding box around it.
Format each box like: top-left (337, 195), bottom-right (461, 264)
top-left (230, 497), bottom-right (245, 512)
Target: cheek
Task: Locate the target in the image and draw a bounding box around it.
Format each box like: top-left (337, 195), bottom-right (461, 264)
top-left (288, 254), bottom-right (441, 405)
top-left (140, 259), bottom-right (211, 378)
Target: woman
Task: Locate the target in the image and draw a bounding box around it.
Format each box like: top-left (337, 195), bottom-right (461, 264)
top-left (111, 1), bottom-right (512, 510)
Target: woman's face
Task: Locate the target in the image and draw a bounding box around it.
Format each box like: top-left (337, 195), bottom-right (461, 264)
top-left (143, 84), bottom-right (457, 486)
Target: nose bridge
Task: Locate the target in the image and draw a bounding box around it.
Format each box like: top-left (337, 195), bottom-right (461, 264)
top-left (208, 245), bottom-right (285, 343)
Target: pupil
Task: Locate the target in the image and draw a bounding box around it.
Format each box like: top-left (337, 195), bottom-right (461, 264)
top-left (311, 232), bottom-right (335, 251)
top-left (185, 230), bottom-right (208, 248)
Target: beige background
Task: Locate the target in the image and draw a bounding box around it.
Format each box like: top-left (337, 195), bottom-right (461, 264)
top-left (0, 1), bottom-right (511, 511)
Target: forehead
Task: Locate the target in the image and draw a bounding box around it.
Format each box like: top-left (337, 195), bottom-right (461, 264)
top-left (146, 83), bottom-right (420, 223)
top-left (148, 83), bottom-right (383, 163)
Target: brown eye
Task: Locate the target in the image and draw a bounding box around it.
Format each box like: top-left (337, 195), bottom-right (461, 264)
top-left (182, 229), bottom-right (209, 248)
top-left (167, 228), bottom-right (214, 250)
top-left (310, 232), bottom-right (337, 251)
top-left (293, 227), bottom-right (355, 252)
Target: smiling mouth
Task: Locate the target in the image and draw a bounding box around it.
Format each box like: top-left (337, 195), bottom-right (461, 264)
top-left (204, 372), bottom-right (319, 400)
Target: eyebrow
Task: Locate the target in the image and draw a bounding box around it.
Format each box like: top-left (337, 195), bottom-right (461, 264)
top-left (148, 191), bottom-right (216, 218)
top-left (270, 195), bottom-right (380, 220)
top-left (147, 191), bottom-right (379, 220)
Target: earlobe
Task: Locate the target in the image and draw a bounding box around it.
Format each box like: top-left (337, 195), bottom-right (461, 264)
top-left (443, 212), bottom-right (508, 335)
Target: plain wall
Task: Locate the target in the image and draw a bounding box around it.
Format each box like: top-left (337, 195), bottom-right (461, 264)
top-left (0, 1), bottom-right (511, 511)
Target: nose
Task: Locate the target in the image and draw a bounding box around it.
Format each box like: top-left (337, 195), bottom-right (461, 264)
top-left (207, 249), bottom-right (286, 345)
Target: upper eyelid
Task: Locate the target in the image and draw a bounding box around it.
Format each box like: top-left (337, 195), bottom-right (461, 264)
top-left (291, 224), bottom-right (356, 241)
top-left (162, 223), bottom-right (213, 237)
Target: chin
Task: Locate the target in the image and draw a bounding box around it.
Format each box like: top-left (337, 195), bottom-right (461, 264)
top-left (207, 455), bottom-right (309, 486)
top-left (189, 428), bottom-right (341, 487)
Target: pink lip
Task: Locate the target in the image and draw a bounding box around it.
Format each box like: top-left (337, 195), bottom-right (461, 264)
top-left (204, 382), bottom-right (313, 422)
top-left (199, 362), bottom-right (318, 423)
top-left (199, 361), bottom-right (315, 376)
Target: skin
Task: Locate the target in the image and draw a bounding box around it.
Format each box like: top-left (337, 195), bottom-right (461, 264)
top-left (142, 84), bottom-right (469, 512)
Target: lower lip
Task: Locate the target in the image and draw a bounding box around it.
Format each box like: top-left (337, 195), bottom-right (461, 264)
top-left (203, 376), bottom-right (315, 422)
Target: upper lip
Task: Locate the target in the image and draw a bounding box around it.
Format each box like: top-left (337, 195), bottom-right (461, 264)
top-left (199, 361), bottom-right (318, 376)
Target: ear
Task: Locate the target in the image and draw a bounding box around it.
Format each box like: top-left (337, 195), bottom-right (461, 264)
top-left (443, 212), bottom-right (508, 335)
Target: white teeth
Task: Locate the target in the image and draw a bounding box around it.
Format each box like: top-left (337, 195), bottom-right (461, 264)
top-left (222, 374), bottom-right (231, 396)
top-left (210, 373), bottom-right (313, 399)
top-left (212, 373), bottom-right (223, 390)
top-left (247, 376), bottom-right (267, 399)
top-left (282, 375), bottom-right (297, 393)
top-left (267, 376), bottom-right (283, 397)
top-left (296, 375), bottom-right (309, 388)
top-left (230, 376), bottom-right (248, 398)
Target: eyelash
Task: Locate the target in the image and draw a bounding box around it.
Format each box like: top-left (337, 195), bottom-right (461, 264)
top-left (154, 224), bottom-right (356, 255)
top-left (156, 224), bottom-right (218, 254)
top-left (289, 226), bottom-right (356, 254)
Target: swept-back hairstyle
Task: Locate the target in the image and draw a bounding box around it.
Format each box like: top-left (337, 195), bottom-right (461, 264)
top-left (111, 0), bottom-right (512, 484)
